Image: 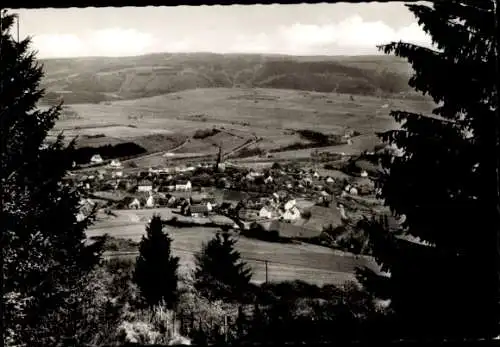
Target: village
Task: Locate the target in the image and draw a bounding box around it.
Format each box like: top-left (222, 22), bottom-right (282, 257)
top-left (69, 147), bottom-right (380, 247)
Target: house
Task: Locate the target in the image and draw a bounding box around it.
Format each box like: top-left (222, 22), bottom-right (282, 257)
top-left (259, 206), bottom-right (274, 219)
top-left (109, 159), bottom-right (122, 169)
top-left (281, 205), bottom-right (301, 222)
top-left (325, 176), bottom-right (335, 184)
top-left (145, 194), bottom-right (155, 208)
top-left (128, 198), bottom-right (141, 209)
top-left (284, 199), bottom-right (296, 211)
top-left (313, 171), bottom-right (320, 179)
top-left (175, 180), bottom-right (192, 191)
top-left (202, 197), bottom-right (219, 208)
top-left (338, 204), bottom-right (348, 221)
top-left (360, 170), bottom-right (369, 178)
top-left (112, 171), bottom-right (123, 178)
top-left (188, 204), bottom-right (210, 218)
top-left (264, 175), bottom-right (273, 184)
top-left (90, 154), bottom-right (103, 164)
top-left (138, 180), bottom-right (153, 192)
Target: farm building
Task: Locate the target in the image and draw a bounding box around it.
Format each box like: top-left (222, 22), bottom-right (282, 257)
top-left (90, 154), bottom-right (103, 164)
top-left (175, 180), bottom-right (192, 191)
top-left (109, 159), bottom-right (122, 169)
top-left (281, 206), bottom-right (301, 222)
top-left (259, 206), bottom-right (274, 219)
top-left (187, 204), bottom-right (210, 218)
top-left (128, 198), bottom-right (141, 209)
top-left (138, 180), bottom-right (153, 192)
top-left (325, 176), bottom-right (335, 184)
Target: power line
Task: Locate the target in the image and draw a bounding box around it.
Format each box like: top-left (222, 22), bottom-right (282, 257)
top-left (103, 246), bottom-right (360, 277)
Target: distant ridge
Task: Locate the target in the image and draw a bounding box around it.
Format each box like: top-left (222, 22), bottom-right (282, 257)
top-left (39, 52), bottom-right (419, 105)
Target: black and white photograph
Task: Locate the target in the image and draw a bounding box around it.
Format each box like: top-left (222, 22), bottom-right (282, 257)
top-left (1, 1), bottom-right (499, 346)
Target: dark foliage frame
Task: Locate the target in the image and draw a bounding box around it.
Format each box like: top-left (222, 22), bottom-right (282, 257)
top-left (0, 0), bottom-right (499, 345)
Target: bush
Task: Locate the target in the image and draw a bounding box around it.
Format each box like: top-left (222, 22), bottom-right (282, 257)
top-left (193, 128), bottom-right (220, 139)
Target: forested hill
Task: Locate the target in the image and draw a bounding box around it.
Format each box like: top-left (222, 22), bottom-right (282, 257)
top-left (39, 52), bottom-right (421, 105)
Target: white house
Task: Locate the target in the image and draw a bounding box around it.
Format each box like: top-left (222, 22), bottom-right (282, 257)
top-left (360, 170), bottom-right (369, 178)
top-left (112, 171), bottom-right (123, 178)
top-left (325, 176), bottom-right (335, 184)
top-left (138, 180), bottom-right (153, 192)
top-left (338, 203), bottom-right (348, 220)
top-left (264, 175), bottom-right (274, 184)
top-left (313, 171), bottom-right (320, 179)
top-left (129, 198), bottom-right (141, 209)
top-left (145, 195), bottom-right (155, 208)
top-left (259, 206), bottom-right (274, 219)
top-left (109, 159), bottom-right (122, 169)
top-left (282, 206), bottom-right (301, 222)
top-left (284, 199), bottom-right (296, 211)
top-left (90, 154), bottom-right (103, 164)
top-left (175, 180), bottom-right (192, 191)
top-left (349, 187), bottom-right (359, 195)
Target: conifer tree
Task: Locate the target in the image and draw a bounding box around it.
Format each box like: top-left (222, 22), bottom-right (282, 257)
top-left (356, 1), bottom-right (499, 341)
top-left (194, 231), bottom-right (253, 302)
top-left (1, 11), bottom-right (104, 346)
top-left (134, 214), bottom-right (180, 308)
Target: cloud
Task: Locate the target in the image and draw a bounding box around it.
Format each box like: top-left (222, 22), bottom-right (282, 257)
top-left (278, 15), bottom-right (433, 54)
top-left (31, 15), bottom-right (432, 58)
top-left (32, 28), bottom-right (157, 58)
top-left (88, 28), bottom-right (156, 57)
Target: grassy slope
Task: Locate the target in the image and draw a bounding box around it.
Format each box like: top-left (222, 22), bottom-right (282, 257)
top-left (39, 53), bottom-right (421, 105)
top-left (88, 210), bottom-right (373, 286)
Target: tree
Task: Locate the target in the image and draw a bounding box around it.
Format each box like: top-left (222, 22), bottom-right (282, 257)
top-left (1, 11), bottom-right (104, 346)
top-left (356, 1), bottom-right (499, 341)
top-left (194, 231), bottom-right (253, 302)
top-left (134, 215), bottom-right (179, 308)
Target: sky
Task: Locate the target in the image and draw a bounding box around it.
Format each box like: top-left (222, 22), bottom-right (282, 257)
top-left (14, 3), bottom-right (433, 59)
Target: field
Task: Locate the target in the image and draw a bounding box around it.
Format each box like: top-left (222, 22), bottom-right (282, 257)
top-left (88, 208), bottom-right (376, 286)
top-left (52, 87), bottom-right (434, 168)
top-left (41, 53), bottom-right (436, 166)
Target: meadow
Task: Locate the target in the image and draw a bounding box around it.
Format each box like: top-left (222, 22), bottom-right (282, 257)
top-left (48, 87), bottom-right (434, 167)
top-left (87, 208), bottom-right (375, 286)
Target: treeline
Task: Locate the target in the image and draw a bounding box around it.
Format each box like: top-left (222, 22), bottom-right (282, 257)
top-left (73, 142), bottom-right (147, 164)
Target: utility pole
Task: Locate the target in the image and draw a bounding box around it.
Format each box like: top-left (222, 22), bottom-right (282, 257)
top-left (265, 260), bottom-right (268, 283)
top-left (16, 13), bottom-right (19, 43)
